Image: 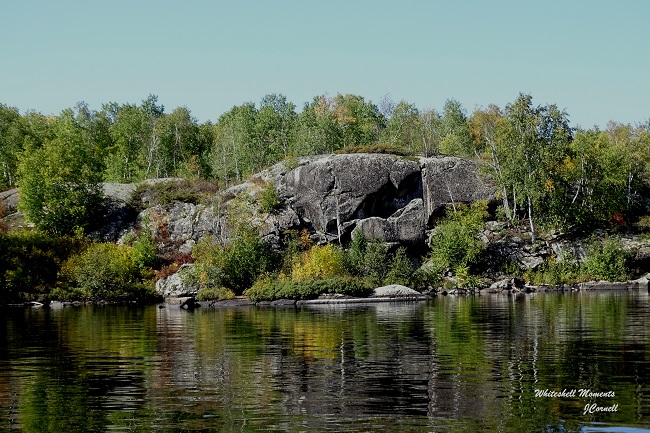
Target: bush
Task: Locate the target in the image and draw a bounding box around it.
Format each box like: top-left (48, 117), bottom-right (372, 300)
top-left (245, 276), bottom-right (373, 302)
top-left (0, 232), bottom-right (86, 303)
top-left (187, 230), bottom-right (278, 295)
top-left (429, 201), bottom-right (487, 272)
top-left (258, 182), bottom-right (282, 214)
top-left (345, 231), bottom-right (415, 286)
top-left (525, 253), bottom-right (579, 286)
top-left (291, 244), bottom-right (347, 281)
top-left (382, 247), bottom-right (414, 286)
top-left (335, 144), bottom-right (413, 156)
top-left (196, 287), bottom-right (235, 301)
top-left (581, 236), bottom-right (631, 281)
top-left (131, 179), bottom-right (219, 211)
top-left (130, 232), bottom-right (158, 269)
top-left (60, 243), bottom-right (157, 302)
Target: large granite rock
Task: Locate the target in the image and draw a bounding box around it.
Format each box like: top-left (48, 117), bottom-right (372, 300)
top-left (275, 153), bottom-right (494, 245)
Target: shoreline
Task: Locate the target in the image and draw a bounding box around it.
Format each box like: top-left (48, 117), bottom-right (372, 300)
top-left (4, 275), bottom-right (648, 309)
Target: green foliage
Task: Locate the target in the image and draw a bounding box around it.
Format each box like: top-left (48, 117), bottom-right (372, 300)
top-left (17, 110), bottom-right (103, 235)
top-left (60, 242), bottom-right (157, 302)
top-left (187, 230), bottom-right (277, 295)
top-left (0, 231), bottom-right (86, 303)
top-left (195, 286), bottom-right (235, 301)
top-left (525, 254), bottom-right (580, 286)
top-left (382, 247), bottom-right (414, 286)
top-left (131, 179), bottom-right (219, 211)
top-left (334, 143), bottom-right (413, 156)
top-left (0, 103), bottom-right (26, 189)
top-left (428, 201), bottom-right (488, 272)
top-left (130, 232), bottom-right (157, 269)
top-left (244, 276), bottom-right (373, 302)
top-left (581, 237), bottom-right (631, 281)
top-left (345, 231), bottom-right (414, 286)
top-left (291, 244), bottom-right (347, 281)
top-left (410, 264), bottom-right (444, 290)
top-left (257, 182), bottom-right (282, 213)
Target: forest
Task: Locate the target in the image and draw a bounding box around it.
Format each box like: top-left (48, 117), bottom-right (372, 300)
top-left (1, 92), bottom-right (649, 303)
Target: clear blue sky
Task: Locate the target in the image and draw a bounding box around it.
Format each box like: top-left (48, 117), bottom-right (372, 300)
top-left (1, 0), bottom-right (648, 128)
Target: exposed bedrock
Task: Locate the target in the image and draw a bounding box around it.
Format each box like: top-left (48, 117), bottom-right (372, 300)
top-left (276, 153), bottom-right (495, 245)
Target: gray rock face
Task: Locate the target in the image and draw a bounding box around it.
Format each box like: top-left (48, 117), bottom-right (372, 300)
top-left (421, 157), bottom-right (495, 222)
top-left (3, 154), bottom-right (496, 254)
top-left (94, 183), bottom-right (138, 241)
top-left (277, 154), bottom-right (493, 245)
top-left (155, 264), bottom-right (198, 298)
top-left (355, 198), bottom-right (426, 244)
top-left (0, 188), bottom-right (19, 214)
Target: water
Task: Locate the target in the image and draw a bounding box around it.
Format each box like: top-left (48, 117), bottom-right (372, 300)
top-left (1, 291), bottom-right (649, 432)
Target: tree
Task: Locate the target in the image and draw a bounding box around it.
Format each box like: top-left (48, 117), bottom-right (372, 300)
top-left (418, 108), bottom-right (443, 156)
top-left (497, 94), bottom-right (572, 239)
top-left (381, 100), bottom-right (420, 152)
top-left (158, 106), bottom-right (201, 177)
top-left (105, 103), bottom-right (147, 182)
top-left (439, 99), bottom-right (473, 156)
top-left (330, 93), bottom-right (385, 147)
top-left (0, 104), bottom-right (25, 189)
top-left (293, 96), bottom-right (342, 155)
top-left (257, 93), bottom-right (297, 159)
top-left (211, 102), bottom-right (258, 184)
top-left (142, 94), bottom-right (165, 178)
top-left (468, 105), bottom-right (512, 219)
top-left (17, 109), bottom-right (103, 235)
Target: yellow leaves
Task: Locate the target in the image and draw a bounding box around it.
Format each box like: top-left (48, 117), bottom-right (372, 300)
top-left (290, 244), bottom-right (346, 281)
top-left (544, 179), bottom-right (555, 192)
top-left (561, 156), bottom-right (575, 172)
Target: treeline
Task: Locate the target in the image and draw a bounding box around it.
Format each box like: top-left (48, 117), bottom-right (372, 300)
top-left (1, 92), bottom-right (650, 236)
top-left (0, 93), bottom-right (477, 189)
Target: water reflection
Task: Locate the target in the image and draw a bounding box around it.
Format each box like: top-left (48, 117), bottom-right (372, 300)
top-left (0, 291), bottom-right (649, 432)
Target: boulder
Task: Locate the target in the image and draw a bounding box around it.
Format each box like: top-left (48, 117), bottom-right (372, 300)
top-left (370, 284), bottom-right (422, 297)
top-left (0, 188), bottom-right (19, 214)
top-left (155, 264), bottom-right (198, 298)
top-left (421, 157), bottom-right (494, 222)
top-left (277, 153), bottom-right (493, 245)
top-left (355, 198), bottom-right (426, 244)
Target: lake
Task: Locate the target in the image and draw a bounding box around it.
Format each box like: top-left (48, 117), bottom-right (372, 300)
top-left (1, 291), bottom-right (649, 432)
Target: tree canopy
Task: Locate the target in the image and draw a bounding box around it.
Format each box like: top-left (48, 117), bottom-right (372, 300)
top-left (2, 92), bottom-right (648, 236)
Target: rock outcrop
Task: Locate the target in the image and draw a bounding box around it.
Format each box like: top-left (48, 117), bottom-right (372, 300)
top-left (2, 153), bottom-right (496, 251)
top-left (273, 153), bottom-right (495, 245)
top-left (155, 264), bottom-right (198, 298)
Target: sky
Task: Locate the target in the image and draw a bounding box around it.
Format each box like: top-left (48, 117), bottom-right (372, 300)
top-left (1, 0), bottom-right (648, 129)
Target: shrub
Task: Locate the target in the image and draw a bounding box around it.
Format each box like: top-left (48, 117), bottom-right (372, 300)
top-left (258, 182), bottom-right (282, 214)
top-left (345, 231), bottom-right (415, 286)
top-left (0, 232), bottom-right (86, 303)
top-left (291, 244), bottom-right (347, 281)
top-left (411, 263), bottom-right (444, 290)
top-left (525, 253), bottom-right (580, 286)
top-left (581, 236), bottom-right (631, 281)
top-left (187, 230), bottom-right (278, 295)
top-left (335, 144), bottom-right (413, 156)
top-left (131, 179), bottom-right (219, 211)
top-left (131, 232), bottom-right (157, 269)
top-left (196, 287), bottom-right (235, 301)
top-left (428, 201), bottom-right (488, 272)
top-left (60, 243), bottom-right (156, 302)
top-left (245, 276), bottom-right (372, 302)
top-left (383, 247), bottom-right (415, 286)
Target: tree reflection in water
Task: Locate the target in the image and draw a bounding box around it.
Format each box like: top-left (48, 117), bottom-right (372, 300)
top-left (1, 291), bottom-right (649, 432)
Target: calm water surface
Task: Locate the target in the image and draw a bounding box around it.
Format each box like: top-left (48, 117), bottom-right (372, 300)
top-left (1, 291), bottom-right (649, 432)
